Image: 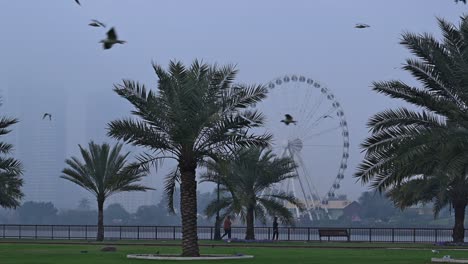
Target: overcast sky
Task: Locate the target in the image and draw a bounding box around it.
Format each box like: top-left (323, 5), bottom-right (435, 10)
top-left (1, 0), bottom-right (467, 209)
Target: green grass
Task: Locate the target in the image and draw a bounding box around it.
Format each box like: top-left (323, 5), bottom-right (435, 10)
top-left (0, 238), bottom-right (447, 249)
top-left (0, 242), bottom-right (467, 264)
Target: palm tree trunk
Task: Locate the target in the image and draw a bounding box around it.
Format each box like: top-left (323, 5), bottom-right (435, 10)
top-left (97, 199), bottom-right (104, 241)
top-left (245, 206), bottom-right (255, 240)
top-left (452, 200), bottom-right (467, 243)
top-left (180, 161), bottom-right (199, 257)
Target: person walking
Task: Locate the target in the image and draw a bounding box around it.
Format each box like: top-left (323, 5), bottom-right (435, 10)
top-left (221, 215), bottom-right (232, 241)
top-left (272, 217), bottom-right (279, 241)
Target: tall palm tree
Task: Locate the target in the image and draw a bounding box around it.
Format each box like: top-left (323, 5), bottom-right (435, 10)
top-left (0, 110), bottom-right (23, 209)
top-left (355, 16), bottom-right (468, 242)
top-left (202, 147), bottom-right (303, 240)
top-left (107, 60), bottom-right (271, 256)
top-left (61, 141), bottom-right (152, 241)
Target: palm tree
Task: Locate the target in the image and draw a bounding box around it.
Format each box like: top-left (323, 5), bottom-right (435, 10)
top-left (107, 60), bottom-right (271, 256)
top-left (61, 141), bottom-right (152, 241)
top-left (387, 171), bottom-right (468, 242)
top-left (0, 110), bottom-right (23, 209)
top-left (355, 16), bottom-right (468, 242)
top-left (202, 147), bottom-right (303, 240)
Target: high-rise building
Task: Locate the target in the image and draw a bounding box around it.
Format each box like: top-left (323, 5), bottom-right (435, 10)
top-left (85, 90), bottom-right (159, 213)
top-left (6, 85), bottom-right (70, 209)
top-left (26, 119), bottom-right (65, 205)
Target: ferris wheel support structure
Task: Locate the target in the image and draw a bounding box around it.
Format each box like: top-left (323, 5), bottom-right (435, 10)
top-left (256, 74), bottom-right (350, 221)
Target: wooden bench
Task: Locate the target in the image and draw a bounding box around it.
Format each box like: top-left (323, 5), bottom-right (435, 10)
top-left (318, 228), bottom-right (350, 242)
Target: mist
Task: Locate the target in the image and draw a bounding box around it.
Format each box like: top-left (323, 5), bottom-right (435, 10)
top-left (0, 0), bottom-right (465, 212)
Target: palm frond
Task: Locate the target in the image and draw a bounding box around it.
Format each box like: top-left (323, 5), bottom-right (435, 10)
top-left (164, 167), bottom-right (180, 214)
top-left (257, 197), bottom-right (296, 226)
top-left (61, 141), bottom-right (152, 202)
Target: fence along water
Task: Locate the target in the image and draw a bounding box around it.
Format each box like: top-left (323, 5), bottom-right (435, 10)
top-left (0, 225), bottom-right (459, 243)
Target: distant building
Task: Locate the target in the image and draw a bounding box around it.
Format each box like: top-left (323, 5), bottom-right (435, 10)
top-left (26, 120), bottom-right (65, 205)
top-left (324, 200), bottom-right (353, 220)
top-left (7, 86), bottom-right (70, 208)
top-left (84, 90), bottom-right (159, 213)
top-left (342, 201), bottom-right (363, 222)
top-left (407, 204), bottom-right (433, 216)
top-left (284, 197), bottom-right (355, 220)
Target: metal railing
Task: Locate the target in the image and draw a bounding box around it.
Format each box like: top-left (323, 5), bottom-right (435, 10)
top-left (0, 225), bottom-right (460, 243)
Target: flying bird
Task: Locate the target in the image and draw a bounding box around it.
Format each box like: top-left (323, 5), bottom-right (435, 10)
top-left (42, 113), bottom-right (52, 121)
top-left (74, 0), bottom-right (81, 6)
top-left (100, 27), bottom-right (126, 50)
top-left (281, 114), bottom-right (297, 125)
top-left (323, 115), bottom-right (333, 119)
top-left (355, 23), bottom-right (370, 29)
top-left (89, 19), bottom-right (106, 28)
top-left (432, 250), bottom-right (440, 254)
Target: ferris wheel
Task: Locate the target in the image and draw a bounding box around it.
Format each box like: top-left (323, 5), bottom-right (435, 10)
top-left (254, 74), bottom-right (350, 220)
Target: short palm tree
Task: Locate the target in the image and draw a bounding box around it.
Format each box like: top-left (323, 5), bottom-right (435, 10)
top-left (61, 141), bottom-right (152, 241)
top-left (107, 60), bottom-right (271, 256)
top-left (202, 147), bottom-right (303, 240)
top-left (0, 111), bottom-right (23, 209)
top-left (355, 16), bottom-right (468, 242)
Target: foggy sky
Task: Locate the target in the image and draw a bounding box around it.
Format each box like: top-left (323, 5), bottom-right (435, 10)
top-left (1, 0), bottom-right (466, 211)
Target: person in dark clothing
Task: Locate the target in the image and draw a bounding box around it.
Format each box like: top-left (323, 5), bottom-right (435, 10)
top-left (221, 215), bottom-right (232, 240)
top-left (272, 217), bottom-right (279, 241)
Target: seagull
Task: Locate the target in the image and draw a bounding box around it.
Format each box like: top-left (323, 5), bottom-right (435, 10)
top-left (89, 19), bottom-right (106, 28)
top-left (100, 27), bottom-right (126, 50)
top-left (74, 0), bottom-right (81, 6)
top-left (432, 250), bottom-right (440, 254)
top-left (281, 114), bottom-right (297, 125)
top-left (42, 113), bottom-right (52, 121)
top-left (355, 23), bottom-right (370, 29)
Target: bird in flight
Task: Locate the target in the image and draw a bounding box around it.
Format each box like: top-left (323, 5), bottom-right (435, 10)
top-left (89, 20), bottom-right (106, 28)
top-left (323, 115), bottom-right (333, 119)
top-left (355, 23), bottom-right (370, 29)
top-left (42, 113), bottom-right (52, 121)
top-left (74, 0), bottom-right (81, 6)
top-left (281, 114), bottom-right (297, 125)
top-left (100, 27), bottom-right (126, 50)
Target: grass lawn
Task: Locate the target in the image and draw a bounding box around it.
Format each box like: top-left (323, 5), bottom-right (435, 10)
top-left (1, 242), bottom-right (468, 264)
top-left (0, 239), bottom-right (445, 248)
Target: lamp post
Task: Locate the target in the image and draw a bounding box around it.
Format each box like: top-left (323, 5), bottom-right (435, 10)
top-left (214, 173), bottom-right (221, 240)
top-left (212, 152), bottom-right (229, 240)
